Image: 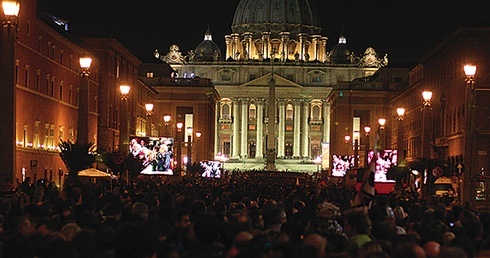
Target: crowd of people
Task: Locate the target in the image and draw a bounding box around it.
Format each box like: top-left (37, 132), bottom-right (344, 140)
top-left (0, 170), bottom-right (488, 258)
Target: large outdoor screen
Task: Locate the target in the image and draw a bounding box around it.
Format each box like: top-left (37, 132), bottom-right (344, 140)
top-left (200, 160), bottom-right (222, 178)
top-left (331, 155), bottom-right (355, 177)
top-left (129, 136), bottom-right (174, 175)
top-left (367, 149), bottom-right (398, 182)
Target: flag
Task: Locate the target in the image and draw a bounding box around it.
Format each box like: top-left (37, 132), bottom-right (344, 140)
top-left (351, 129), bottom-right (379, 208)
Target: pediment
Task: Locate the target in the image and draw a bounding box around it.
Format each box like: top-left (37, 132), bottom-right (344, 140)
top-left (240, 73), bottom-right (302, 88)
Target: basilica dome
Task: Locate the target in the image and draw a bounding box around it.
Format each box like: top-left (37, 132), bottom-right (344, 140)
top-left (194, 29), bottom-right (222, 62)
top-left (231, 0), bottom-right (322, 35)
top-left (329, 35), bottom-right (352, 64)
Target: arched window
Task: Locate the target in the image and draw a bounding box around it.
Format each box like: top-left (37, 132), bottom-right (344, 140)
top-left (249, 103), bottom-right (256, 119)
top-left (221, 103), bottom-right (231, 119)
top-left (286, 104), bottom-right (293, 120)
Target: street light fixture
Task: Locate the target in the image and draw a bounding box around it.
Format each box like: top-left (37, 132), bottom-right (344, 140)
top-left (420, 90), bottom-right (432, 200)
top-left (187, 127), bottom-right (193, 170)
top-left (145, 103), bottom-right (154, 116)
top-left (464, 64), bottom-right (477, 205)
top-left (344, 135), bottom-right (351, 143)
top-left (364, 126), bottom-right (371, 168)
top-left (378, 118), bottom-right (386, 130)
top-left (353, 131), bottom-right (360, 167)
top-left (163, 114), bottom-right (171, 125)
top-left (396, 108), bottom-right (406, 121)
top-left (396, 107), bottom-right (406, 165)
top-left (176, 122), bottom-right (183, 171)
top-left (195, 131), bottom-right (201, 162)
top-left (0, 0), bottom-right (20, 180)
top-left (314, 155), bottom-right (322, 173)
top-left (422, 90), bottom-right (433, 108)
top-left (119, 85), bottom-right (131, 153)
top-left (2, 0), bottom-right (20, 17)
top-left (77, 56), bottom-right (92, 145)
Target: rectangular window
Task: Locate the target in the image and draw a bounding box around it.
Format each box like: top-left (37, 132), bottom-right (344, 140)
top-left (249, 124), bottom-right (256, 131)
top-left (311, 76), bottom-right (322, 83)
top-left (59, 81), bottom-right (63, 100)
top-left (146, 72), bottom-right (154, 78)
top-left (15, 60), bottom-right (19, 84)
top-left (36, 70), bottom-right (41, 91)
top-left (25, 66), bottom-right (29, 87)
top-left (221, 75), bottom-right (231, 81)
top-left (34, 121), bottom-right (40, 148)
top-left (286, 125), bottom-right (294, 131)
top-left (69, 85), bottom-right (73, 104)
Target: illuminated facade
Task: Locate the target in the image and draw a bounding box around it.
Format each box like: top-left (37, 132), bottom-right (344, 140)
top-left (154, 0), bottom-right (389, 172)
top-left (4, 2), bottom-right (150, 185)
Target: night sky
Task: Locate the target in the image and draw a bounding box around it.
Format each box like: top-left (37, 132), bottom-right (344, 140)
top-left (37, 0), bottom-right (490, 66)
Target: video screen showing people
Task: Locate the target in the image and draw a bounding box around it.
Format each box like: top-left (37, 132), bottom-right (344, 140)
top-left (332, 155), bottom-right (355, 177)
top-left (200, 160), bottom-right (222, 178)
top-left (367, 149), bottom-right (397, 182)
top-left (129, 137), bottom-right (174, 175)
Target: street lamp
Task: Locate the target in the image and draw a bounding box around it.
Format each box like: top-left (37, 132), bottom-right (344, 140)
top-left (186, 127), bottom-right (193, 170)
top-left (119, 85), bottom-right (131, 153)
top-left (145, 103), bottom-right (154, 136)
top-left (145, 103), bottom-right (154, 116)
top-left (76, 56), bottom-right (92, 145)
top-left (464, 64), bottom-right (477, 205)
top-left (0, 0), bottom-right (20, 179)
top-left (314, 155), bottom-right (322, 173)
top-left (364, 126), bottom-right (371, 168)
top-left (176, 122), bottom-right (183, 170)
top-left (378, 118), bottom-right (386, 130)
top-left (344, 135), bottom-right (351, 144)
top-left (353, 131), bottom-right (360, 167)
top-left (396, 107), bottom-right (406, 165)
top-left (420, 90), bottom-right (432, 200)
top-left (422, 91), bottom-right (433, 108)
top-left (195, 131), bottom-right (201, 162)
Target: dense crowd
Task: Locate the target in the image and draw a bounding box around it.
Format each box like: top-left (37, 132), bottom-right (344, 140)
top-left (0, 170), bottom-right (488, 258)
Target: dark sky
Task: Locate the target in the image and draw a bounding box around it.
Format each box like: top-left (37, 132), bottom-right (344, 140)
top-left (37, 0), bottom-right (490, 66)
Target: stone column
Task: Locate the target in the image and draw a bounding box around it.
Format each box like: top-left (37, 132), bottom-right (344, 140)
top-left (277, 100), bottom-right (286, 158)
top-left (323, 102), bottom-right (331, 169)
top-left (240, 99), bottom-right (248, 158)
top-left (232, 99), bottom-right (240, 158)
top-left (214, 101), bottom-right (220, 155)
top-left (293, 100), bottom-right (301, 158)
top-left (256, 99), bottom-right (264, 159)
top-left (301, 100), bottom-right (310, 157)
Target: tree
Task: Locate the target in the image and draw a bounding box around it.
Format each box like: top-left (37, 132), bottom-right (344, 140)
top-left (59, 139), bottom-right (98, 188)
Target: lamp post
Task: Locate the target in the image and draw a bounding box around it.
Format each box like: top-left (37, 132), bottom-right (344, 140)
top-left (421, 91), bottom-right (432, 159)
top-left (377, 118), bottom-right (386, 150)
top-left (195, 131), bottom-right (201, 162)
top-left (77, 56), bottom-right (92, 145)
top-left (464, 64), bottom-right (476, 205)
top-left (186, 127), bottom-right (193, 170)
top-left (176, 122), bottom-right (183, 171)
top-left (353, 131), bottom-right (360, 168)
top-left (314, 155), bottom-right (322, 173)
top-left (163, 114), bottom-right (171, 136)
top-left (145, 103), bottom-right (153, 136)
top-left (396, 108), bottom-right (405, 165)
top-left (0, 0), bottom-right (20, 179)
top-left (119, 85), bottom-right (131, 153)
top-left (364, 126), bottom-right (371, 168)
top-left (420, 90), bottom-right (432, 200)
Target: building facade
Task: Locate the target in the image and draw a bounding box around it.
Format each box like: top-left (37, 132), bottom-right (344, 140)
top-left (391, 27), bottom-right (490, 207)
top-left (1, 1), bottom-right (153, 186)
top-left (154, 0), bottom-right (389, 172)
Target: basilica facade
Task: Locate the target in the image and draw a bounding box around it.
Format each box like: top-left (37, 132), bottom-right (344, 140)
top-left (155, 0), bottom-right (389, 171)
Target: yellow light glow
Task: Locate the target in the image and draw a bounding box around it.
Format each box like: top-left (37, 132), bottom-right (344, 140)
top-left (422, 91), bottom-right (432, 102)
top-left (397, 107), bottom-right (405, 117)
top-left (79, 56), bottom-right (92, 69)
top-left (2, 0), bottom-right (19, 17)
top-left (119, 85), bottom-right (130, 95)
top-left (145, 103), bottom-right (154, 112)
top-left (464, 64), bottom-right (477, 77)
